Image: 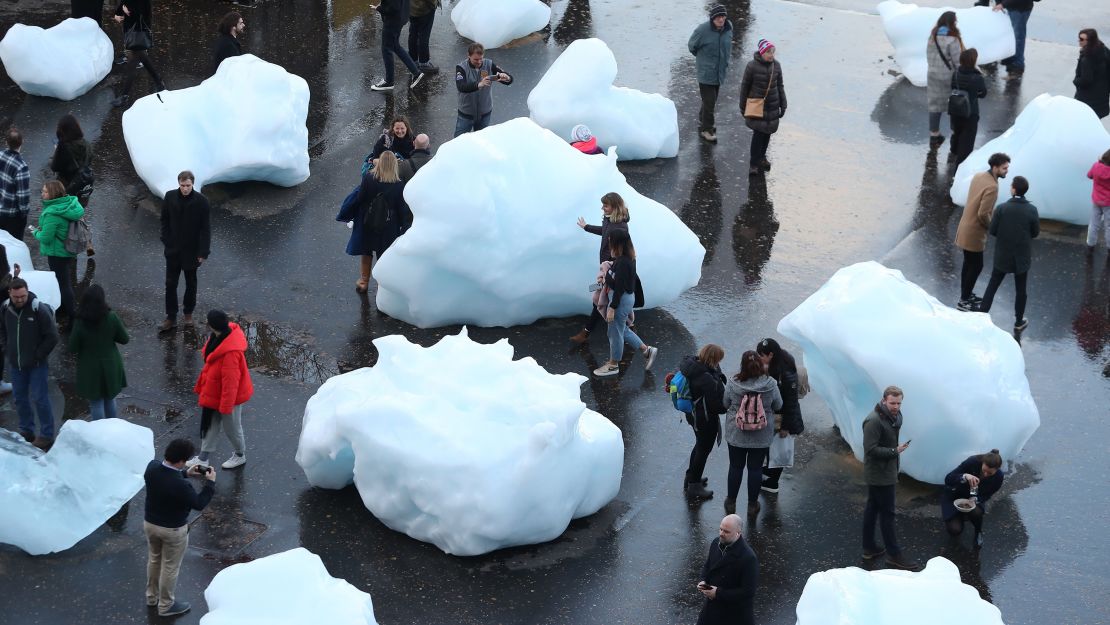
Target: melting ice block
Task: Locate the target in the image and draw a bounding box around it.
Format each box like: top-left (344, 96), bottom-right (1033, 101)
top-left (0, 419), bottom-right (154, 555)
top-left (200, 548), bottom-right (378, 625)
top-left (295, 329), bottom-right (624, 556)
top-left (777, 262), bottom-right (1039, 484)
top-left (451, 0), bottom-right (551, 49)
top-left (0, 230), bottom-right (61, 310)
top-left (796, 557), bottom-right (1006, 624)
top-left (951, 94), bottom-right (1110, 225)
top-left (877, 1), bottom-right (1015, 87)
top-left (122, 54), bottom-right (309, 196)
top-left (0, 18), bottom-right (113, 100)
top-left (528, 38), bottom-right (679, 161)
top-left (374, 117), bottom-right (703, 328)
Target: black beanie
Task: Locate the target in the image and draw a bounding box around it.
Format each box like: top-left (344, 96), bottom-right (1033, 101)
top-left (207, 309), bottom-right (230, 333)
top-left (709, 4), bottom-right (727, 19)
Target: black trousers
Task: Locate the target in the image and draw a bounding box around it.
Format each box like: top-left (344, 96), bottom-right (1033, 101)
top-left (165, 257), bottom-right (198, 318)
top-left (698, 83), bottom-right (719, 133)
top-left (950, 115), bottom-right (979, 165)
top-left (71, 0), bottom-right (103, 20)
top-left (979, 269), bottom-right (1028, 323)
top-left (0, 214), bottom-right (28, 244)
top-left (750, 130), bottom-right (772, 165)
top-left (763, 466), bottom-right (783, 486)
top-left (727, 445), bottom-right (766, 503)
top-left (960, 249), bottom-right (984, 300)
top-left (118, 49), bottom-right (163, 97)
top-left (584, 306), bottom-right (604, 333)
top-left (407, 12), bottom-right (435, 64)
top-left (685, 413), bottom-right (719, 484)
top-left (46, 256), bottom-right (76, 320)
top-left (863, 484), bottom-right (901, 554)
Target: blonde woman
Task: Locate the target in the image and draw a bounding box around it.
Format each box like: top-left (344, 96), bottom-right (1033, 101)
top-left (336, 151), bottom-right (413, 293)
top-left (572, 192), bottom-right (630, 343)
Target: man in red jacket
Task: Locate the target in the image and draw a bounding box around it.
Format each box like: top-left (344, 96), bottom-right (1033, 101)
top-left (186, 310), bottom-right (253, 471)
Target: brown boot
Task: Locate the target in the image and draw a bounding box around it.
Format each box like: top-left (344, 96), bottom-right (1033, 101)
top-left (183, 314), bottom-right (193, 325)
top-left (356, 255), bottom-right (372, 293)
top-left (32, 436), bottom-right (54, 451)
top-left (159, 317), bottom-right (176, 333)
top-left (569, 328), bottom-right (590, 344)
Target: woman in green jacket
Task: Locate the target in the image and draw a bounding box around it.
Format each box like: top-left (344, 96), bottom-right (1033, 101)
top-left (32, 180), bottom-right (84, 322)
top-left (68, 285), bottom-right (129, 420)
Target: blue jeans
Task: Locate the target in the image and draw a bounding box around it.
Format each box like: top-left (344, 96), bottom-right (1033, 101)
top-left (1004, 9), bottom-right (1031, 69)
top-left (382, 25), bottom-right (420, 85)
top-left (89, 396), bottom-right (119, 421)
top-left (12, 364), bottom-right (54, 439)
top-left (607, 292), bottom-right (643, 362)
top-left (454, 111), bottom-right (492, 137)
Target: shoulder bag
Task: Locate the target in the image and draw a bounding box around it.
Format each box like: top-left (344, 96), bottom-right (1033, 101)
top-left (948, 71), bottom-right (971, 117)
top-left (743, 62), bottom-right (775, 119)
top-left (933, 35), bottom-right (953, 71)
top-left (124, 15), bottom-right (153, 51)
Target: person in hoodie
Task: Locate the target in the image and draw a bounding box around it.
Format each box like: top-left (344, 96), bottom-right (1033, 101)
top-left (571, 192), bottom-right (630, 344)
top-left (739, 39), bottom-right (786, 176)
top-left (688, 4), bottom-right (733, 144)
top-left (1087, 149), bottom-right (1110, 258)
top-left (941, 449), bottom-right (1004, 548)
top-left (32, 180), bottom-right (84, 324)
top-left (861, 385), bottom-right (921, 571)
top-left (679, 344), bottom-right (727, 501)
top-left (186, 310), bottom-right (253, 471)
top-left (1074, 29), bottom-right (1110, 119)
top-left (0, 278), bottom-right (59, 450)
top-left (722, 351), bottom-right (782, 515)
top-left (569, 124), bottom-right (604, 155)
top-left (212, 11), bottom-right (245, 76)
top-left (754, 338), bottom-right (803, 493)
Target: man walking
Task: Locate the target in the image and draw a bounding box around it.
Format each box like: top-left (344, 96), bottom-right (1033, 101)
top-left (454, 43), bottom-right (513, 136)
top-left (862, 385), bottom-right (921, 571)
top-left (400, 133), bottom-right (433, 181)
top-left (212, 11), bottom-right (245, 75)
top-left (956, 153), bottom-right (1009, 311)
top-left (696, 514), bottom-right (759, 625)
top-left (371, 0), bottom-right (425, 91)
top-left (978, 175), bottom-right (1039, 333)
top-left (144, 438), bottom-right (216, 617)
top-left (408, 0), bottom-right (440, 73)
top-left (992, 0), bottom-right (1034, 78)
top-left (0, 128), bottom-right (31, 241)
top-left (160, 171), bottom-right (210, 333)
top-left (688, 4), bottom-right (733, 143)
top-left (0, 278), bottom-right (59, 450)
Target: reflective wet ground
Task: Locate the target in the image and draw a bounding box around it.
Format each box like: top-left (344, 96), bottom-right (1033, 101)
top-left (1, 0), bottom-right (1108, 623)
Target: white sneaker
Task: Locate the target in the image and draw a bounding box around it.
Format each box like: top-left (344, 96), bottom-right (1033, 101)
top-left (221, 454), bottom-right (246, 469)
top-left (593, 362), bottom-right (620, 377)
top-left (184, 456), bottom-right (206, 470)
top-left (0, 381), bottom-right (12, 394)
top-left (643, 346), bottom-right (659, 371)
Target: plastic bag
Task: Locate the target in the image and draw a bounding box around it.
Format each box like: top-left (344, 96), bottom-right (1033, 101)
top-left (768, 434), bottom-right (794, 469)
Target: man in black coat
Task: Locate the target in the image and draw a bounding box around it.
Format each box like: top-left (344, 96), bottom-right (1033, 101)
top-left (978, 175), bottom-right (1039, 333)
top-left (160, 171), bottom-right (211, 332)
top-left (212, 11), bottom-right (245, 76)
top-left (400, 133), bottom-right (433, 182)
top-left (697, 514), bottom-right (759, 625)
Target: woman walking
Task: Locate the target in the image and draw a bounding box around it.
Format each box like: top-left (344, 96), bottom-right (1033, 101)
top-left (1087, 149), bottom-right (1110, 258)
top-left (949, 49), bottom-right (987, 165)
top-left (739, 39), bottom-right (786, 176)
top-left (755, 338), bottom-right (804, 493)
top-left (68, 285), bottom-right (129, 420)
top-left (571, 192), bottom-right (630, 344)
top-left (722, 350), bottom-right (782, 515)
top-left (336, 151), bottom-right (412, 293)
top-left (50, 114), bottom-right (94, 208)
top-left (1074, 29), bottom-right (1110, 119)
top-left (112, 0), bottom-right (166, 108)
top-left (188, 310), bottom-right (253, 470)
top-left (592, 229), bottom-right (658, 377)
top-left (925, 12), bottom-right (964, 149)
top-left (941, 449), bottom-right (1004, 548)
top-left (677, 344), bottom-right (727, 500)
top-left (32, 180), bottom-right (84, 324)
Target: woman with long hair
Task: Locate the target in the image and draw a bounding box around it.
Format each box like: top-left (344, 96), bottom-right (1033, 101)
top-left (68, 284), bottom-right (129, 420)
top-left (592, 229), bottom-right (658, 376)
top-left (1075, 28), bottom-right (1110, 119)
top-left (336, 151), bottom-right (413, 293)
top-left (755, 338), bottom-right (804, 493)
top-left (369, 117), bottom-right (416, 162)
top-left (50, 114), bottom-right (93, 208)
top-left (941, 449), bottom-right (1004, 547)
top-left (31, 180), bottom-right (84, 323)
top-left (572, 192), bottom-right (630, 344)
top-left (722, 350), bottom-right (782, 515)
top-left (924, 11), bottom-right (965, 148)
top-left (676, 344), bottom-right (727, 500)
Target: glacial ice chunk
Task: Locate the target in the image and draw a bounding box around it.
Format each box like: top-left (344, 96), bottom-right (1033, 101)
top-left (0, 18), bottom-right (113, 100)
top-left (200, 548), bottom-right (378, 625)
top-left (796, 557), bottom-right (1006, 624)
top-left (777, 261), bottom-right (1039, 484)
top-left (122, 54), bottom-right (310, 196)
top-left (451, 0), bottom-right (551, 49)
top-left (0, 230), bottom-right (61, 310)
top-left (528, 38), bottom-right (679, 161)
top-left (877, 1), bottom-right (1015, 87)
top-left (0, 419), bottom-right (154, 555)
top-left (374, 117), bottom-right (703, 328)
top-left (295, 329), bottom-right (624, 556)
top-left (951, 94), bottom-right (1110, 225)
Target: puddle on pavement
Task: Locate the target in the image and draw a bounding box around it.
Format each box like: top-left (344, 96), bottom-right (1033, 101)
top-left (237, 316), bottom-right (339, 385)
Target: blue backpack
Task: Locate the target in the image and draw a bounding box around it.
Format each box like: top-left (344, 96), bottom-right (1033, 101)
top-left (665, 370), bottom-right (694, 414)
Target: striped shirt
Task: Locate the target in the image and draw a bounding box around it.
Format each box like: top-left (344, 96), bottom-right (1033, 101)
top-left (0, 149), bottom-right (30, 218)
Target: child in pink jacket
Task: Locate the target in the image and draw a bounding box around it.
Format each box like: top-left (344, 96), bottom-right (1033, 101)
top-left (1088, 148), bottom-right (1110, 255)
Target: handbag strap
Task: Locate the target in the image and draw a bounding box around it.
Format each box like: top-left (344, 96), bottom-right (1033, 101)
top-left (763, 62), bottom-right (775, 99)
top-left (934, 35), bottom-right (952, 70)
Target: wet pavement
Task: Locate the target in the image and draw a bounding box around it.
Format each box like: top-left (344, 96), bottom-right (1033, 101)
top-left (1, 0), bottom-right (1109, 623)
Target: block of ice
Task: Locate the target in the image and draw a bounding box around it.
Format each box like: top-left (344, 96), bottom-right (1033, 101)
top-left (0, 230), bottom-right (61, 310)
top-left (0, 18), bottom-right (113, 100)
top-left (121, 54), bottom-right (310, 196)
top-left (200, 548), bottom-right (378, 625)
top-left (374, 117), bottom-right (703, 328)
top-left (796, 557), bottom-right (1005, 624)
top-left (951, 94), bottom-right (1110, 225)
top-left (528, 38), bottom-right (679, 161)
top-left (777, 261), bottom-right (1039, 484)
top-left (295, 329), bottom-right (624, 555)
top-left (877, 1), bottom-right (1015, 87)
top-left (0, 419), bottom-right (154, 555)
top-left (451, 0), bottom-right (551, 49)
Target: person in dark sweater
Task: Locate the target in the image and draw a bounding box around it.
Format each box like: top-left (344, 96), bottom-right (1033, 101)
top-left (679, 344), bottom-right (728, 500)
top-left (1074, 28), bottom-right (1110, 119)
top-left (592, 229), bottom-right (658, 377)
top-left (696, 514), bottom-right (759, 625)
top-left (941, 449), bottom-right (1004, 548)
top-left (755, 338), bottom-right (804, 493)
top-left (572, 192), bottom-right (630, 344)
top-left (143, 438), bottom-right (215, 617)
top-left (212, 11), bottom-right (245, 76)
top-left (949, 48), bottom-right (988, 166)
top-left (978, 176), bottom-right (1040, 333)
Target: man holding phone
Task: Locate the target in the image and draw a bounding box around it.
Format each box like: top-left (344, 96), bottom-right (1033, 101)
top-left (454, 42), bottom-right (513, 136)
top-left (696, 514), bottom-right (758, 625)
top-left (861, 386), bottom-right (921, 571)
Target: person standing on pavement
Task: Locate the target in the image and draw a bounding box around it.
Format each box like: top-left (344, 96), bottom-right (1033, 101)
top-left (755, 338), bottom-right (804, 494)
top-left (371, 0), bottom-right (425, 91)
top-left (68, 284), bottom-right (129, 421)
top-left (0, 248), bottom-right (19, 395)
top-left (591, 229), bottom-right (658, 377)
top-left (112, 0), bottom-right (167, 108)
top-left (1087, 149), bottom-right (1110, 259)
top-left (454, 43), bottom-right (513, 136)
top-left (408, 0), bottom-right (440, 73)
top-left (678, 344), bottom-right (727, 501)
top-left (992, 0), bottom-right (1034, 78)
top-left (739, 39), bottom-right (786, 176)
top-left (688, 4), bottom-right (733, 144)
top-left (941, 449), bottom-right (1004, 548)
top-left (925, 12), bottom-right (964, 150)
top-left (571, 192), bottom-right (630, 344)
top-left (399, 133), bottom-right (433, 181)
top-left (948, 48), bottom-right (987, 165)
top-left (0, 278), bottom-right (59, 450)
top-left (143, 438), bottom-right (216, 617)
top-left (0, 128), bottom-right (31, 241)
top-left (696, 514), bottom-right (759, 625)
top-left (212, 11), bottom-right (245, 75)
top-left (187, 310), bottom-right (253, 471)
top-left (337, 151), bottom-right (412, 293)
top-left (160, 171), bottom-right (211, 333)
top-left (978, 175), bottom-right (1039, 333)
top-left (722, 350), bottom-right (782, 515)
top-left (1074, 29), bottom-right (1110, 119)
top-left (861, 385), bottom-right (921, 571)
top-left (955, 152), bottom-right (1009, 311)
top-left (50, 114), bottom-right (94, 210)
top-left (33, 181), bottom-right (84, 325)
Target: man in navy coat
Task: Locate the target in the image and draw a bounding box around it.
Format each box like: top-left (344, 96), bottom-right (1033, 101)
top-left (697, 514), bottom-right (759, 625)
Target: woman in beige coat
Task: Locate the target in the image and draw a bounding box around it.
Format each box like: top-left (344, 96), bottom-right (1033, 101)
top-left (925, 12), bottom-right (964, 148)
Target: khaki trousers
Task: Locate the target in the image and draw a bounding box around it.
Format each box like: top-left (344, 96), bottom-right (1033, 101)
top-left (144, 521), bottom-right (189, 612)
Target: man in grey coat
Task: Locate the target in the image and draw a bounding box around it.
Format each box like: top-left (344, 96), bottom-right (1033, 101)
top-left (454, 43), bottom-right (513, 136)
top-left (861, 385), bottom-right (921, 571)
top-left (688, 5), bottom-right (733, 143)
top-left (978, 175), bottom-right (1039, 333)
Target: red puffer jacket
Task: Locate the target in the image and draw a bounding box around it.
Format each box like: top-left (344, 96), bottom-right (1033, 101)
top-left (194, 323), bottom-right (254, 414)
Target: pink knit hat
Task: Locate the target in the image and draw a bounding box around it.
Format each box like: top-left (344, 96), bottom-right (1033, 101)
top-left (757, 39), bottom-right (775, 55)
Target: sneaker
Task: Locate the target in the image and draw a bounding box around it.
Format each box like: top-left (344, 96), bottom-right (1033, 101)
top-left (115, 54), bottom-right (128, 65)
top-left (137, 62), bottom-right (144, 69)
top-left (159, 317), bottom-right (176, 333)
top-left (968, 293), bottom-right (983, 304)
top-left (699, 130), bottom-right (717, 143)
top-left (760, 481), bottom-right (780, 494)
top-left (418, 62), bottom-right (439, 73)
top-left (184, 456), bottom-right (207, 470)
top-left (643, 346), bottom-right (659, 371)
top-left (221, 454), bottom-right (246, 470)
top-left (862, 547), bottom-right (886, 560)
top-left (593, 362), bottom-right (619, 377)
top-left (410, 72), bottom-right (425, 89)
top-left (956, 299), bottom-right (978, 312)
top-left (1014, 318), bottom-right (1029, 332)
top-left (370, 80), bottom-right (395, 91)
top-left (159, 600), bottom-right (191, 617)
top-left (0, 381), bottom-right (11, 394)
top-left (685, 482), bottom-right (714, 500)
top-left (885, 552), bottom-right (923, 571)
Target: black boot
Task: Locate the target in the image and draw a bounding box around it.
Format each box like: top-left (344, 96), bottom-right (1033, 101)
top-left (686, 482), bottom-right (714, 500)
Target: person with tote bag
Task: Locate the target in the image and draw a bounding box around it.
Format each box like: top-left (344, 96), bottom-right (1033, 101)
top-left (739, 39), bottom-right (787, 177)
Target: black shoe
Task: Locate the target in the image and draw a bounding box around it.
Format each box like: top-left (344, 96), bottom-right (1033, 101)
top-left (685, 482), bottom-right (714, 500)
top-left (159, 600), bottom-right (191, 617)
top-left (885, 553), bottom-right (922, 571)
top-left (862, 547), bottom-right (886, 560)
top-left (929, 135), bottom-right (946, 148)
top-left (418, 61), bottom-right (439, 73)
top-left (18, 429), bottom-right (35, 443)
top-left (111, 94), bottom-right (130, 108)
top-left (370, 80), bottom-right (395, 91)
top-left (760, 481), bottom-right (779, 494)
top-left (748, 165), bottom-right (762, 176)
top-left (956, 299), bottom-right (979, 312)
top-left (968, 293), bottom-right (983, 304)
top-left (1014, 318), bottom-right (1029, 332)
top-left (759, 158), bottom-right (771, 172)
top-left (410, 72), bottom-right (425, 88)
top-left (723, 497), bottom-right (736, 515)
top-left (747, 500), bottom-right (761, 515)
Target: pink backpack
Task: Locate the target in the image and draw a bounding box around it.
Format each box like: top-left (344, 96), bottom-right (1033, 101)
top-left (735, 391), bottom-right (767, 431)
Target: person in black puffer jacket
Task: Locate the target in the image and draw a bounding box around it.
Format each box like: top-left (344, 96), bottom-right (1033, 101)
top-left (950, 49), bottom-right (988, 166)
top-left (571, 192), bottom-right (630, 344)
top-left (739, 39), bottom-right (786, 177)
top-left (1075, 29), bottom-right (1110, 119)
top-left (50, 114), bottom-right (94, 208)
top-left (678, 344), bottom-right (727, 500)
top-left (755, 338), bottom-right (803, 493)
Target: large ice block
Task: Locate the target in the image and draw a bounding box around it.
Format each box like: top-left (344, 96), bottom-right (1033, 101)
top-left (0, 18), bottom-right (113, 100)
top-left (451, 0), bottom-right (551, 49)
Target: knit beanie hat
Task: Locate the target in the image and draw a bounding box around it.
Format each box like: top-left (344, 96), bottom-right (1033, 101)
top-left (207, 309), bottom-right (230, 333)
top-left (709, 4), bottom-right (727, 19)
top-left (757, 38), bottom-right (775, 55)
top-left (570, 124), bottom-right (593, 143)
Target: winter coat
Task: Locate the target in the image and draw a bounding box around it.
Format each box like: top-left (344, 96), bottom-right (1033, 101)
top-left (722, 375), bottom-right (782, 448)
top-left (399, 148), bottom-right (432, 182)
top-left (1089, 161), bottom-right (1110, 207)
top-left (926, 32), bottom-right (963, 113)
top-left (212, 33), bottom-right (242, 75)
top-left (679, 355), bottom-right (727, 424)
top-left (604, 255), bottom-right (644, 308)
top-left (455, 57), bottom-right (512, 118)
top-left (688, 18), bottom-right (733, 86)
top-left (989, 196), bottom-right (1039, 274)
top-left (767, 355), bottom-right (803, 435)
top-left (941, 455), bottom-right (1004, 520)
top-left (376, 0), bottom-right (411, 28)
top-left (336, 175), bottom-right (411, 256)
top-left (1074, 44), bottom-right (1110, 119)
top-left (955, 170), bottom-right (999, 252)
top-left (50, 138), bottom-right (92, 194)
top-left (370, 131), bottom-right (415, 161)
top-left (952, 66), bottom-right (988, 118)
top-left (68, 311), bottom-right (129, 400)
top-left (410, 0), bottom-right (440, 18)
top-left (194, 322), bottom-right (253, 414)
top-left (739, 54), bottom-right (787, 134)
top-left (571, 138), bottom-right (603, 155)
top-left (583, 215), bottom-right (629, 263)
top-left (697, 536), bottom-right (758, 625)
top-left (35, 194), bottom-right (84, 258)
top-left (0, 292), bottom-right (58, 371)
top-left (862, 403), bottom-right (902, 486)
top-left (115, 0), bottom-right (152, 32)
top-left (161, 189), bottom-right (211, 269)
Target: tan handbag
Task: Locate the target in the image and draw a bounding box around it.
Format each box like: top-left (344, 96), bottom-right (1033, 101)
top-left (743, 62), bottom-right (775, 119)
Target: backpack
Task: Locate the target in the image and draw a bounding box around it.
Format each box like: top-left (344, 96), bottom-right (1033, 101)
top-left (664, 370), bottom-right (694, 414)
top-left (735, 390), bottom-right (767, 431)
top-left (64, 218), bottom-right (91, 255)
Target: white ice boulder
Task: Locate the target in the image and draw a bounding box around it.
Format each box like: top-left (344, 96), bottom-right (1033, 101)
top-left (0, 18), bottom-right (113, 100)
top-left (200, 548), bottom-right (378, 625)
top-left (451, 0), bottom-right (551, 49)
top-left (121, 54), bottom-right (309, 196)
top-left (0, 230), bottom-right (61, 310)
top-left (374, 117), bottom-right (703, 328)
top-left (796, 557), bottom-right (1005, 624)
top-left (951, 94), bottom-right (1110, 225)
top-left (777, 261), bottom-right (1039, 484)
top-left (0, 419), bottom-right (154, 555)
top-left (295, 329), bottom-right (624, 556)
top-left (528, 38), bottom-right (679, 161)
top-left (877, 1), bottom-right (1015, 87)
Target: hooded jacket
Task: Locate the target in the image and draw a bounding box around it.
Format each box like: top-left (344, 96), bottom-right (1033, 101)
top-left (194, 322), bottom-right (254, 414)
top-left (35, 194), bottom-right (85, 258)
top-left (722, 375), bottom-right (782, 448)
top-left (688, 18), bottom-right (733, 86)
top-left (739, 53), bottom-right (787, 134)
top-left (862, 402), bottom-right (902, 485)
top-left (0, 292), bottom-right (58, 371)
top-left (679, 355), bottom-right (727, 423)
top-left (50, 139), bottom-right (92, 193)
top-left (1089, 161), bottom-right (1110, 207)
